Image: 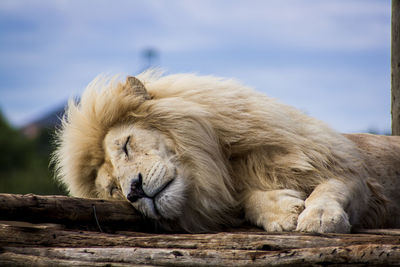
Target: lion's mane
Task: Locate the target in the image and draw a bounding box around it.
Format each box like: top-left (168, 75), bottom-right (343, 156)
top-left (54, 71), bottom-right (386, 232)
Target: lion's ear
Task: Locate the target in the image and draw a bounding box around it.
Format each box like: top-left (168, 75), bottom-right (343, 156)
top-left (125, 76), bottom-right (151, 100)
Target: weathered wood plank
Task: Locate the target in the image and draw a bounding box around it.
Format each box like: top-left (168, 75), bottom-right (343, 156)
top-left (0, 251), bottom-right (152, 267)
top-left (1, 221), bottom-right (399, 251)
top-left (2, 244), bottom-right (400, 267)
top-left (0, 193), bottom-right (151, 231)
top-left (0, 193), bottom-right (399, 266)
top-left (1, 221), bottom-right (400, 266)
top-left (354, 228), bottom-right (400, 236)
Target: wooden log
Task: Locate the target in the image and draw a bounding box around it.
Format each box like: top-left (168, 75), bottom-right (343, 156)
top-left (0, 221), bottom-right (400, 250)
top-left (0, 197), bottom-right (400, 266)
top-left (393, 0), bottom-right (400, 135)
top-left (2, 244), bottom-right (400, 266)
top-left (354, 228), bottom-right (400, 236)
top-left (0, 193), bottom-right (151, 232)
top-left (0, 221), bottom-right (400, 266)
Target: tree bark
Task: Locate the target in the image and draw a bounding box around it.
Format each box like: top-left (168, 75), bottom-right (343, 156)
top-left (393, 0), bottom-right (400, 135)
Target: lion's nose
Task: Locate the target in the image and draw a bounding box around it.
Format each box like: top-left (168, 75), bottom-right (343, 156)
top-left (127, 173), bottom-right (146, 202)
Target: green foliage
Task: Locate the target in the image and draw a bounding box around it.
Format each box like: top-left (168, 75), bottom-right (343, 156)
top-left (0, 111), bottom-right (67, 195)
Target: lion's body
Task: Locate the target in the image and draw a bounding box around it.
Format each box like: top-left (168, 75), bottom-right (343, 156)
top-left (54, 71), bottom-right (400, 233)
top-left (344, 133), bottom-right (400, 227)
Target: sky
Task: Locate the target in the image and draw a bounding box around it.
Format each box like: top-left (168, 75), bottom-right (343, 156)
top-left (0, 0), bottom-right (392, 133)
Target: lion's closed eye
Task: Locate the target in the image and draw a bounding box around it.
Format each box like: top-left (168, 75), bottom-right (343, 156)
top-left (123, 136), bottom-right (130, 157)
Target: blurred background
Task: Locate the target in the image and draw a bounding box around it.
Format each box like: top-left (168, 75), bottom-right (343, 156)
top-left (0, 0), bottom-right (391, 195)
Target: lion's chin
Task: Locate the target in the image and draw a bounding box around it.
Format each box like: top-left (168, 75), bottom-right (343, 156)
top-left (131, 198), bottom-right (158, 219)
top-left (132, 178), bottom-right (186, 220)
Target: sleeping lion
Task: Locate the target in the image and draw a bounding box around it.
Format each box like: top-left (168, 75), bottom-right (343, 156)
top-left (54, 71), bottom-right (400, 233)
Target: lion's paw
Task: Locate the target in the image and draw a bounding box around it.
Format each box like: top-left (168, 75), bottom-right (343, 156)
top-left (296, 204), bottom-right (351, 233)
top-left (259, 191), bottom-right (305, 232)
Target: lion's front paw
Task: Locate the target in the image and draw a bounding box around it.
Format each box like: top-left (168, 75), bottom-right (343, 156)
top-left (259, 190), bottom-right (305, 232)
top-left (245, 189), bottom-right (306, 232)
top-left (296, 204), bottom-right (351, 233)
top-left (262, 199), bottom-right (305, 232)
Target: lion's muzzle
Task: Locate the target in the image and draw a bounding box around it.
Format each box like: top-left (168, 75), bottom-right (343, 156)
top-left (123, 161), bottom-right (185, 220)
top-left (126, 170), bottom-right (175, 203)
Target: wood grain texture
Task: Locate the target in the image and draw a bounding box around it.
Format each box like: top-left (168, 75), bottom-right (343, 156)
top-left (0, 221), bottom-right (400, 266)
top-left (2, 242), bottom-right (400, 266)
top-left (1, 222), bottom-right (400, 250)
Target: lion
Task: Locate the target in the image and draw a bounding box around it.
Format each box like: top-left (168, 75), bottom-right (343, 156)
top-left (53, 71), bottom-right (400, 233)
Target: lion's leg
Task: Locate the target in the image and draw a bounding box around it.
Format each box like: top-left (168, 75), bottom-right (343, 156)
top-left (296, 178), bottom-right (368, 233)
top-left (244, 189), bottom-right (306, 232)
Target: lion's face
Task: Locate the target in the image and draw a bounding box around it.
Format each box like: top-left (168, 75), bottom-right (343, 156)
top-left (97, 124), bottom-right (187, 220)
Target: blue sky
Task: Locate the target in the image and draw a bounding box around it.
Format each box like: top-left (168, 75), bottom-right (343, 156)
top-left (0, 0), bottom-right (391, 133)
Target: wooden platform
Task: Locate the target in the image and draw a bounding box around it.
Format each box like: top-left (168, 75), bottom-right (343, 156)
top-left (0, 194), bottom-right (399, 266)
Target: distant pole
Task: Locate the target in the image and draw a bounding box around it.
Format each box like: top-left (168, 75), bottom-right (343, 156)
top-left (141, 48), bottom-right (159, 71)
top-left (392, 0), bottom-right (400, 135)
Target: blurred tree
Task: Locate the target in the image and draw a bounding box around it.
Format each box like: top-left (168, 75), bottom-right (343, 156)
top-left (0, 111), bottom-right (33, 171)
top-left (0, 110), bottom-right (67, 195)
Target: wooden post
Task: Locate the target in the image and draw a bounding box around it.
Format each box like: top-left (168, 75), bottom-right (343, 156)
top-left (392, 0), bottom-right (400, 135)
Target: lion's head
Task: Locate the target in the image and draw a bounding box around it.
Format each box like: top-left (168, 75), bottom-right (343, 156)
top-left (100, 123), bottom-right (186, 220)
top-left (53, 72), bottom-right (240, 232)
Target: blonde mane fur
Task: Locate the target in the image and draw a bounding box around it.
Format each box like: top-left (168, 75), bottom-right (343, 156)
top-left (54, 70), bottom-right (390, 232)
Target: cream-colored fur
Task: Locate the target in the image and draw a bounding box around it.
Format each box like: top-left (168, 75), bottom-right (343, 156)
top-left (53, 71), bottom-right (400, 233)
